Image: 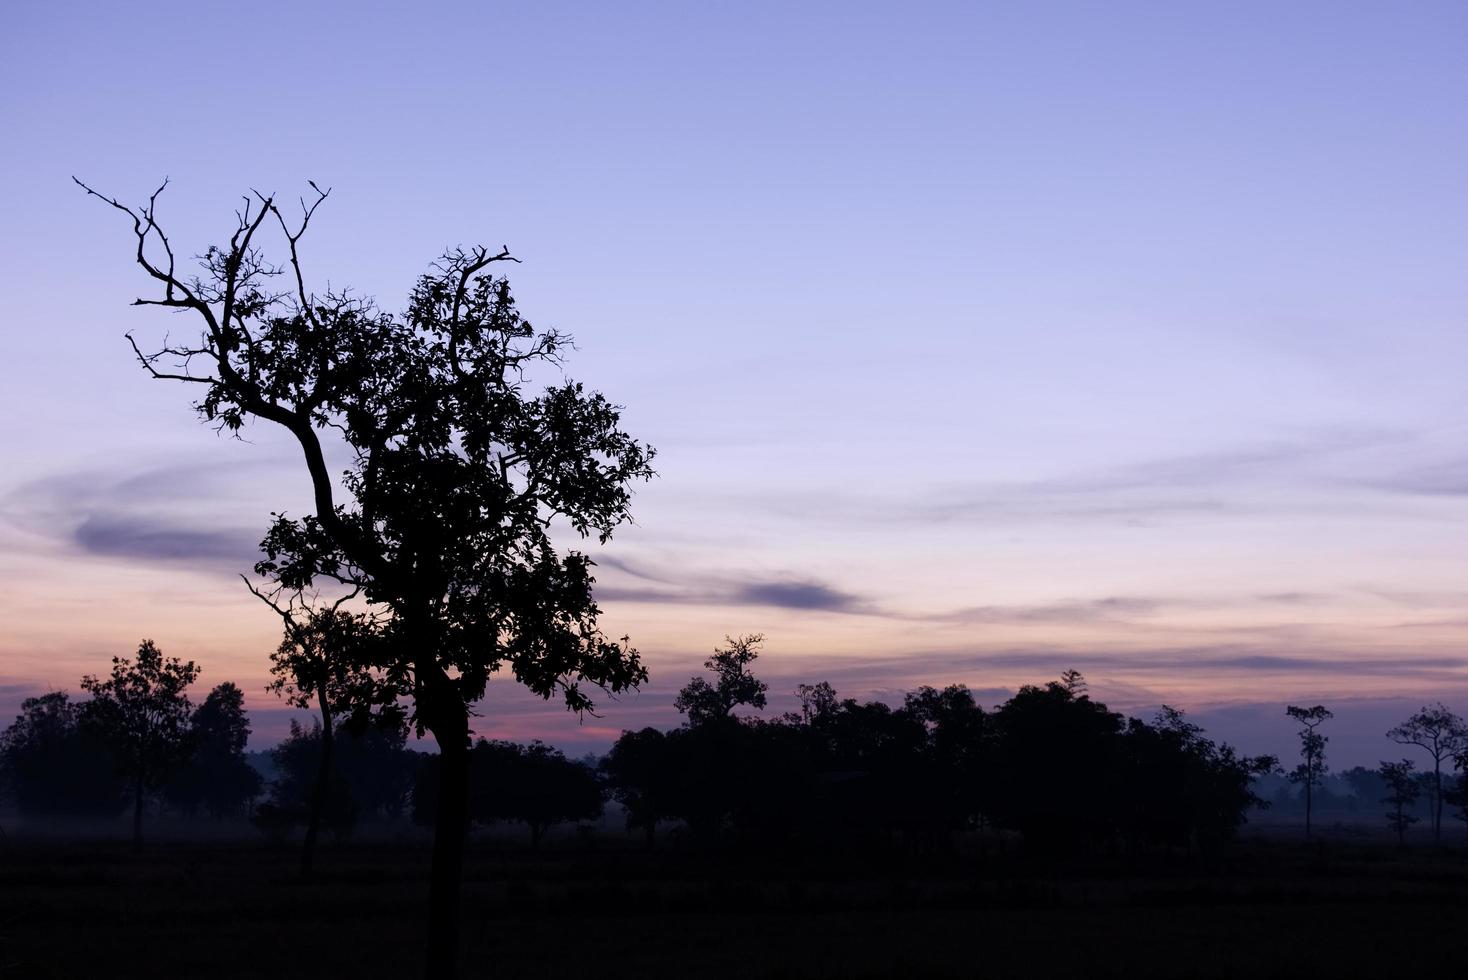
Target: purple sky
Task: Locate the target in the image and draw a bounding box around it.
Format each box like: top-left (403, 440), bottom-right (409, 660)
top-left (3, 1), bottom-right (1468, 766)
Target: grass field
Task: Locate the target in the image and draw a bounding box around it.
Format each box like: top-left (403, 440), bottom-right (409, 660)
top-left (2, 829), bottom-right (1465, 979)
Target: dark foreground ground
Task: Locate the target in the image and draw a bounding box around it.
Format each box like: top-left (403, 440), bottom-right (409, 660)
top-left (2, 830), bottom-right (1466, 979)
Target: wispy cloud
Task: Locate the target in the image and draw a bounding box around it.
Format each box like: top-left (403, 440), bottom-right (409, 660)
top-left (71, 512), bottom-right (257, 565)
top-left (731, 580), bottom-right (862, 611)
top-left (1365, 458), bottom-right (1468, 496)
top-left (917, 429), bottom-right (1413, 523)
top-left (1254, 592), bottom-right (1331, 605)
top-left (596, 558), bottom-right (869, 614)
top-left (1, 460), bottom-right (290, 572)
top-left (937, 596), bottom-right (1167, 625)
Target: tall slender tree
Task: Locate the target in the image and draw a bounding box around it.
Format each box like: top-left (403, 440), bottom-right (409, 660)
top-left (1284, 705), bottom-right (1331, 836)
top-left (80, 179), bottom-right (655, 978)
top-left (80, 640), bottom-right (199, 846)
top-left (1387, 704), bottom-right (1467, 842)
top-left (1378, 759), bottom-right (1421, 845)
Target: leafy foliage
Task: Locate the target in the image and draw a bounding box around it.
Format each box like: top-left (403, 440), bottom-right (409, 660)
top-left (673, 634), bottom-right (769, 726)
top-left (607, 665), bottom-right (1273, 854)
top-left (80, 640), bottom-right (199, 842)
top-left (1379, 759), bottom-right (1421, 843)
top-left (164, 682), bottom-right (263, 817)
top-left (84, 179), bottom-right (658, 970)
top-left (1285, 704), bottom-right (1332, 834)
top-left (268, 719), bottom-right (421, 836)
top-left (415, 739), bottom-right (603, 845)
top-left (0, 693), bottom-right (127, 817)
top-left (265, 603), bottom-right (404, 736)
top-left (1387, 703), bottom-right (1468, 841)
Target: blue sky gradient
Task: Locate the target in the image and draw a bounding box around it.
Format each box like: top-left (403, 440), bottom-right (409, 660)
top-left (3, 1), bottom-right (1468, 763)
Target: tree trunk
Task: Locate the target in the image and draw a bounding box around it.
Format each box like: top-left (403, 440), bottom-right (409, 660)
top-left (1304, 774), bottom-right (1312, 836)
top-left (302, 691), bottom-right (334, 876)
top-left (426, 718), bottom-right (471, 980)
top-left (1434, 759), bottom-right (1443, 842)
top-left (132, 770), bottom-right (145, 850)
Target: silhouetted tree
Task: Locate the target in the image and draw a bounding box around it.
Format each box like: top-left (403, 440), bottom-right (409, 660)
top-left (903, 684), bottom-right (989, 847)
top-left (80, 640), bottom-right (199, 846)
top-left (793, 681), bottom-right (839, 725)
top-left (990, 674), bottom-right (1124, 850)
top-left (674, 634), bottom-right (769, 726)
top-left (1444, 766), bottom-right (1468, 838)
top-left (269, 720), bottom-right (357, 840)
top-left (1379, 759), bottom-right (1421, 844)
top-left (415, 739), bottom-right (603, 846)
top-left (270, 719), bottom-right (419, 841)
top-left (470, 740), bottom-right (603, 847)
top-left (82, 179), bottom-right (655, 977)
top-left (1386, 704), bottom-right (1467, 842)
top-left (1284, 705), bottom-right (1331, 835)
top-left (164, 682), bottom-right (262, 817)
top-left (1340, 765), bottom-right (1387, 813)
top-left (256, 594), bottom-right (399, 874)
top-left (610, 668), bottom-right (1283, 859)
top-left (602, 727), bottom-right (676, 844)
top-left (815, 694), bottom-right (939, 846)
top-left (0, 693), bottom-right (126, 818)
top-left (331, 724), bottom-right (420, 820)
top-left (1122, 706), bottom-right (1277, 852)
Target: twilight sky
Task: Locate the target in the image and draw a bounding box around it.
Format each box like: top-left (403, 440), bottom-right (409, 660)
top-left (3, 1), bottom-right (1468, 765)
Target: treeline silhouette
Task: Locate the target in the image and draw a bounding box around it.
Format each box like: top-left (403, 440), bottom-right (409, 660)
top-left (1273, 700), bottom-right (1468, 843)
top-left (10, 635), bottom-right (1468, 856)
top-left (598, 638), bottom-right (1276, 854)
top-left (1, 642), bottom-right (261, 842)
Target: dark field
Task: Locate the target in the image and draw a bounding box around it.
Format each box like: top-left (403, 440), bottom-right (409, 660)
top-left (2, 831), bottom-right (1466, 979)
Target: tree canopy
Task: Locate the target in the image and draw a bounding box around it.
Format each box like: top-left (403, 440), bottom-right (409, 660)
top-left (81, 178), bottom-right (656, 976)
top-left (80, 640), bottom-right (199, 845)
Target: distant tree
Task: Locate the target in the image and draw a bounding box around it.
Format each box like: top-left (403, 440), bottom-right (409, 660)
top-left (1284, 705), bottom-right (1332, 835)
top-left (1379, 759), bottom-right (1421, 844)
top-left (0, 693), bottom-right (126, 818)
top-left (80, 640), bottom-right (199, 846)
top-left (81, 177), bottom-right (654, 978)
top-left (1340, 766), bottom-right (1386, 814)
top-left (1122, 706), bottom-right (1277, 852)
top-left (416, 739), bottom-right (604, 847)
top-left (602, 727), bottom-right (676, 845)
top-left (470, 740), bottom-right (603, 847)
top-left (255, 594), bottom-right (399, 874)
top-left (792, 695), bottom-right (926, 845)
top-left (164, 682), bottom-right (262, 817)
top-left (269, 720), bottom-right (357, 840)
top-left (674, 634), bottom-right (769, 726)
top-left (903, 684), bottom-right (989, 846)
top-left (990, 675), bottom-right (1126, 850)
top-left (1386, 704), bottom-right (1467, 842)
top-left (268, 718), bottom-right (418, 843)
top-left (251, 801), bottom-right (304, 842)
top-left (1447, 764), bottom-right (1468, 837)
top-left (794, 681), bottom-right (839, 725)
top-left (621, 649), bottom-right (807, 846)
top-left (330, 724), bottom-right (420, 820)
